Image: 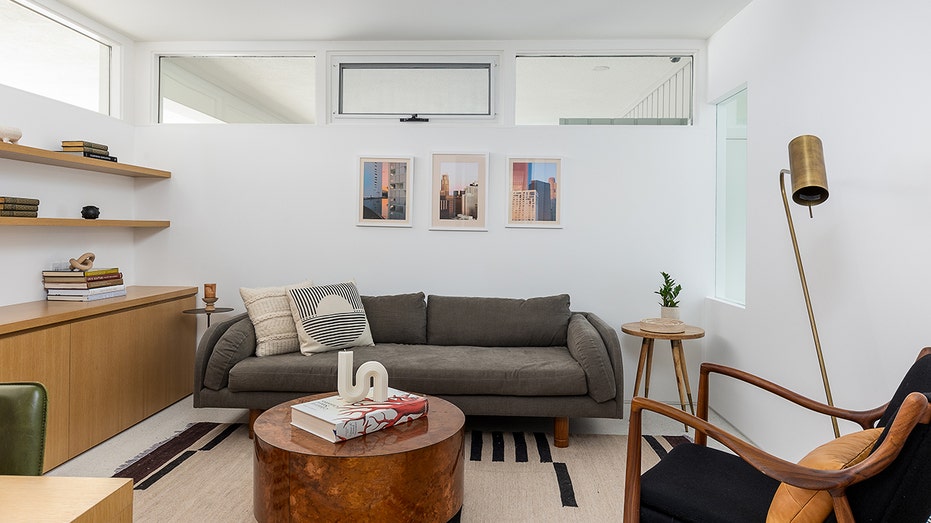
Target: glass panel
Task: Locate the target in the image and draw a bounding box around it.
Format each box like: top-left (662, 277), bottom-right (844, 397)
top-left (516, 55), bottom-right (692, 125)
top-left (0, 0), bottom-right (110, 114)
top-left (338, 63), bottom-right (491, 116)
top-left (159, 56), bottom-right (315, 124)
top-left (715, 88), bottom-right (748, 304)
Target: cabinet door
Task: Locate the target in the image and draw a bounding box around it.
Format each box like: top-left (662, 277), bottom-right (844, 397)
top-left (70, 309), bottom-right (147, 456)
top-left (0, 326), bottom-right (71, 470)
top-left (139, 296), bottom-right (196, 416)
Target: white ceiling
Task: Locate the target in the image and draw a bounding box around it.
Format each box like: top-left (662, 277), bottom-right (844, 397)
top-left (51, 0), bottom-right (752, 42)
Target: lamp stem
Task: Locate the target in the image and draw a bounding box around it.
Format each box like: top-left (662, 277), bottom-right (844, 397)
top-left (780, 170), bottom-right (840, 438)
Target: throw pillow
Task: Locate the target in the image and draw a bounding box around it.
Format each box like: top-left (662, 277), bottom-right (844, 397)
top-left (766, 428), bottom-right (883, 523)
top-left (241, 281), bottom-right (310, 357)
top-left (287, 281), bottom-right (374, 354)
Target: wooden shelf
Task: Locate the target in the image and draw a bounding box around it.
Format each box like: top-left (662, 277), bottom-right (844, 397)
top-left (0, 141), bottom-right (170, 179)
top-left (0, 217), bottom-right (169, 228)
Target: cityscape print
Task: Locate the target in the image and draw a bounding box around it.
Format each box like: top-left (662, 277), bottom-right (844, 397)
top-left (359, 157), bottom-right (411, 226)
top-left (508, 158), bottom-right (561, 226)
top-left (432, 154), bottom-right (487, 230)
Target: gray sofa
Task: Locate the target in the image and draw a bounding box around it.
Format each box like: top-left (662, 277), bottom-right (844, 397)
top-left (193, 293), bottom-right (623, 446)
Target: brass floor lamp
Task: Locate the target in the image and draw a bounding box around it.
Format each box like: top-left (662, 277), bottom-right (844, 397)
top-left (780, 134), bottom-right (840, 438)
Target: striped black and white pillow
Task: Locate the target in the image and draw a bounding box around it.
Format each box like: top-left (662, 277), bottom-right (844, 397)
top-left (286, 281), bottom-right (374, 354)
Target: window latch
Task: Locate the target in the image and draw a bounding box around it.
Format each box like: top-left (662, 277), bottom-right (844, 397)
top-left (400, 114), bottom-right (429, 123)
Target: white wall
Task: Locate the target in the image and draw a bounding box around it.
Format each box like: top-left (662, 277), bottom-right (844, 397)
top-left (705, 0), bottom-right (931, 459)
top-left (0, 84), bottom-right (139, 295)
top-left (1, 39), bottom-right (717, 406)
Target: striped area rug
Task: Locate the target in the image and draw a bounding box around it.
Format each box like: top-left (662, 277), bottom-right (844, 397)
top-left (115, 422), bottom-right (687, 522)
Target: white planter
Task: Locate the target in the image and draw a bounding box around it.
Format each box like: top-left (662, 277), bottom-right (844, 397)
top-left (660, 306), bottom-right (680, 320)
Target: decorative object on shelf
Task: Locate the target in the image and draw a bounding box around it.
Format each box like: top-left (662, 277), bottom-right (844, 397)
top-left (0, 126), bottom-right (22, 144)
top-left (337, 350), bottom-right (389, 403)
top-left (203, 283), bottom-right (217, 311)
top-left (69, 252), bottom-right (95, 271)
top-left (80, 205), bottom-right (100, 219)
top-left (779, 134), bottom-right (838, 438)
top-left (655, 271), bottom-right (682, 319)
top-left (638, 317), bottom-right (686, 334)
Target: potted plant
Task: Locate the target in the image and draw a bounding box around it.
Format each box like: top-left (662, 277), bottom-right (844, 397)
top-left (655, 271), bottom-right (682, 319)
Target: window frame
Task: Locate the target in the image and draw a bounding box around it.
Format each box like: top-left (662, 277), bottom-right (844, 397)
top-left (329, 53), bottom-right (499, 122)
top-left (514, 53), bottom-right (694, 126)
top-left (3, 0), bottom-right (118, 116)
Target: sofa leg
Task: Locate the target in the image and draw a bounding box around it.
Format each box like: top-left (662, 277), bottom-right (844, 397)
top-left (554, 417), bottom-right (569, 448)
top-left (249, 409), bottom-right (262, 439)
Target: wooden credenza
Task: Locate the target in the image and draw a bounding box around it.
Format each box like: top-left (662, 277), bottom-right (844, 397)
top-left (0, 286), bottom-right (197, 471)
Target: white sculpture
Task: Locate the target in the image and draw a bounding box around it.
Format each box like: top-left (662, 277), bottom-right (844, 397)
top-left (337, 350), bottom-right (388, 403)
top-left (0, 126), bottom-right (22, 144)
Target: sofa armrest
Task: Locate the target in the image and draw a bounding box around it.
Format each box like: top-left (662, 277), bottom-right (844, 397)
top-left (193, 312), bottom-right (249, 406)
top-left (577, 312), bottom-right (624, 415)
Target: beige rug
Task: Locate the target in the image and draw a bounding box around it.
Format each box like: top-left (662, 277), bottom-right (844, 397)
top-left (115, 422), bottom-right (686, 522)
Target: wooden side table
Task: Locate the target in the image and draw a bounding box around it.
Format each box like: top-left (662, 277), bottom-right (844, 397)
top-left (621, 322), bottom-right (705, 414)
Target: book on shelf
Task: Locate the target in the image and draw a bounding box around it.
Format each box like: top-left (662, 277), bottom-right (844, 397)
top-left (61, 145), bottom-right (109, 154)
top-left (291, 388), bottom-right (429, 443)
top-left (42, 272), bottom-right (123, 283)
top-left (0, 210), bottom-right (38, 217)
top-left (59, 150), bottom-right (117, 162)
top-left (61, 140), bottom-right (107, 151)
top-left (0, 196), bottom-right (40, 205)
top-left (42, 267), bottom-right (120, 277)
top-left (0, 203), bottom-right (39, 211)
top-left (44, 278), bottom-right (124, 290)
top-left (47, 288), bottom-right (128, 302)
top-left (46, 284), bottom-right (126, 296)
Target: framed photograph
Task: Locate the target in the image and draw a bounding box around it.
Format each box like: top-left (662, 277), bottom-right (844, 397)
top-left (357, 157), bottom-right (413, 227)
top-left (507, 158), bottom-right (562, 228)
top-left (431, 153), bottom-right (488, 230)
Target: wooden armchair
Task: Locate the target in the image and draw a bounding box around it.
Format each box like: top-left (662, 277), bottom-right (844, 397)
top-left (624, 348), bottom-right (931, 522)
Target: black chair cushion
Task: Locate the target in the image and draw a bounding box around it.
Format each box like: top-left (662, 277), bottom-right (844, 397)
top-left (640, 443), bottom-right (780, 522)
top-left (843, 398), bottom-right (931, 522)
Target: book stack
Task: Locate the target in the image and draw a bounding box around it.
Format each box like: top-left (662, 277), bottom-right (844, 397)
top-left (59, 140), bottom-right (117, 162)
top-left (42, 267), bottom-right (127, 302)
top-left (0, 196), bottom-right (40, 217)
top-left (291, 388), bottom-right (429, 442)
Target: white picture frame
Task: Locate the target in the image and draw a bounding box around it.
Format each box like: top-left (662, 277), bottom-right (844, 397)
top-left (506, 157), bottom-right (562, 228)
top-left (357, 156), bottom-right (413, 227)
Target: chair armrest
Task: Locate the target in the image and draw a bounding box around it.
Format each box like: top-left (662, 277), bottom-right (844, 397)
top-left (695, 362), bottom-right (886, 444)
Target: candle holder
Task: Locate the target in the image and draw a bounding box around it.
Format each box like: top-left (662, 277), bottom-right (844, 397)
top-left (202, 296), bottom-right (218, 312)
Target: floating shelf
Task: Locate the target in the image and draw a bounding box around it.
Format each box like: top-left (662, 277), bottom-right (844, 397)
top-left (0, 141), bottom-right (170, 179)
top-left (0, 217), bottom-right (169, 228)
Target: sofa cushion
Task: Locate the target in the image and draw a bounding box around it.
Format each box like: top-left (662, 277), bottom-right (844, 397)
top-left (426, 294), bottom-right (570, 347)
top-left (567, 314), bottom-right (616, 402)
top-left (241, 282), bottom-right (310, 357)
top-left (204, 318), bottom-right (256, 390)
top-left (287, 281), bottom-right (374, 354)
top-left (228, 344), bottom-right (587, 396)
top-left (361, 293), bottom-right (427, 344)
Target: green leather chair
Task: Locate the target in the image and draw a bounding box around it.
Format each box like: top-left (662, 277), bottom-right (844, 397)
top-left (0, 382), bottom-right (48, 475)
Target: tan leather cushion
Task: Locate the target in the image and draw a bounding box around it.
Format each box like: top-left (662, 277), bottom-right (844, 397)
top-left (767, 428), bottom-right (882, 523)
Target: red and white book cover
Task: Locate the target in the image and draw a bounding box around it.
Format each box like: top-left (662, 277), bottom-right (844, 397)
top-left (291, 387), bottom-right (428, 442)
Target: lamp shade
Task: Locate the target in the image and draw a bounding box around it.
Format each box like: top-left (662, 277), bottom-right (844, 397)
top-left (788, 135), bottom-right (829, 206)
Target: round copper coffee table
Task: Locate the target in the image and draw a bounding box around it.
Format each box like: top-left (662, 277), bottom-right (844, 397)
top-left (253, 393), bottom-right (465, 523)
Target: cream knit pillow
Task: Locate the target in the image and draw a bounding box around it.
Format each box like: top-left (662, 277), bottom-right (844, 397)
top-left (240, 282), bottom-right (311, 357)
